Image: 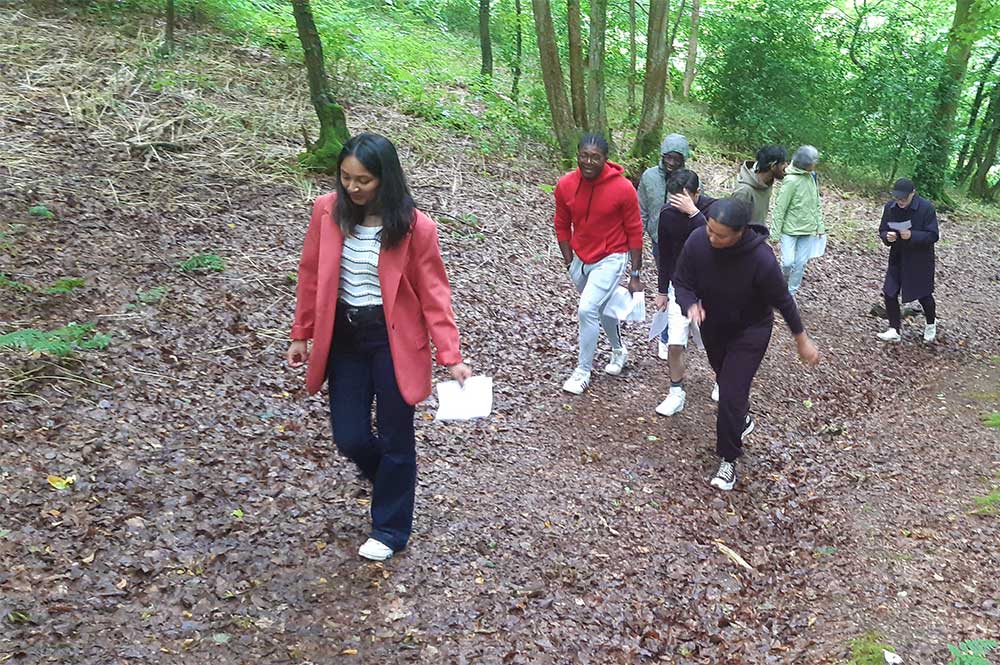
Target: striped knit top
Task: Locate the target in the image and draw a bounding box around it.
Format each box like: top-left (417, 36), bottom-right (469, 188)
top-left (338, 224), bottom-right (383, 306)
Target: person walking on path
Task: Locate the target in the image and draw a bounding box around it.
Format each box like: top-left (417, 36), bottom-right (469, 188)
top-left (287, 132), bottom-right (471, 561)
top-left (876, 177), bottom-right (939, 343)
top-left (638, 133), bottom-right (690, 360)
top-left (731, 145), bottom-right (788, 225)
top-left (673, 198), bottom-right (820, 491)
top-left (654, 169), bottom-right (718, 416)
top-left (555, 133), bottom-right (644, 395)
top-left (771, 145), bottom-right (825, 297)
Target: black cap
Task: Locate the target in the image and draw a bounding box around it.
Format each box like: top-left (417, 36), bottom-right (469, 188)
top-left (891, 178), bottom-right (915, 200)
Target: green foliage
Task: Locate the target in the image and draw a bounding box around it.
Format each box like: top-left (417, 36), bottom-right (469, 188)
top-left (179, 253), bottom-right (225, 272)
top-left (948, 639), bottom-right (999, 665)
top-left (0, 273), bottom-right (32, 292)
top-left (45, 278), bottom-right (86, 294)
top-left (137, 286), bottom-right (168, 303)
top-left (973, 487), bottom-right (1000, 516)
top-left (981, 412), bottom-right (1000, 428)
top-left (0, 323), bottom-right (111, 357)
top-left (699, 0), bottom-right (948, 180)
top-left (847, 632), bottom-right (897, 665)
top-left (29, 204), bottom-right (55, 219)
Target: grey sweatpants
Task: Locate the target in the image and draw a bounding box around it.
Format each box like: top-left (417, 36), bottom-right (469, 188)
top-left (568, 252), bottom-right (628, 372)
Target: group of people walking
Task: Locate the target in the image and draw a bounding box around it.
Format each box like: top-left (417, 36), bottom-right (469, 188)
top-left (285, 129), bottom-right (940, 560)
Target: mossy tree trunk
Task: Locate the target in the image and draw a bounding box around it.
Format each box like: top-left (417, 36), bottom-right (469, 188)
top-left (567, 0), bottom-right (588, 129)
top-left (531, 0), bottom-right (578, 160)
top-left (587, 0), bottom-right (608, 138)
top-left (632, 0), bottom-right (669, 157)
top-left (479, 0), bottom-right (493, 77)
top-left (291, 0), bottom-right (349, 173)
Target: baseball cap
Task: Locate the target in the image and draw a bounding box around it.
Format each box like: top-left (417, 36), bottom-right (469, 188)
top-left (890, 178), bottom-right (915, 200)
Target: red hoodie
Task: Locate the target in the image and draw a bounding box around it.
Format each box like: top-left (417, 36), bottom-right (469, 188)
top-left (554, 161), bottom-right (643, 265)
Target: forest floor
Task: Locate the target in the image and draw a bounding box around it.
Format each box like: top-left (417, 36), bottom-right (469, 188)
top-left (2, 5), bottom-right (999, 665)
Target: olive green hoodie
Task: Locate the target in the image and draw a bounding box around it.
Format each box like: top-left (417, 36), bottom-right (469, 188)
top-left (731, 161), bottom-right (773, 225)
top-left (770, 165), bottom-right (824, 237)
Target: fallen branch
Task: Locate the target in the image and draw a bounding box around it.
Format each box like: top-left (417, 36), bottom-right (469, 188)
top-left (714, 540), bottom-right (754, 574)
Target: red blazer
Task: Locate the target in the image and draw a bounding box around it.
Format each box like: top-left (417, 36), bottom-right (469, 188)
top-left (291, 193), bottom-right (463, 405)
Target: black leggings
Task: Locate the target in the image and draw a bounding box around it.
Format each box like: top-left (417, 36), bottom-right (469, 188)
top-left (885, 294), bottom-right (935, 330)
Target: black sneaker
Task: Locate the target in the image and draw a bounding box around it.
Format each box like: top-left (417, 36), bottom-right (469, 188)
top-left (710, 460), bottom-right (737, 491)
top-left (741, 414), bottom-right (755, 440)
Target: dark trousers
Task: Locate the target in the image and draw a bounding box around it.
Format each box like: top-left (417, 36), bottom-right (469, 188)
top-left (701, 322), bottom-right (772, 461)
top-left (327, 306), bottom-right (416, 552)
top-left (885, 294), bottom-right (936, 330)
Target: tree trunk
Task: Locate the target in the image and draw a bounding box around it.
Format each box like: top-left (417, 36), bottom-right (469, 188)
top-left (632, 0), bottom-right (669, 157)
top-left (291, 0), bottom-right (350, 172)
top-left (587, 0), bottom-right (608, 136)
top-left (955, 48), bottom-right (1000, 180)
top-left (960, 82), bottom-right (999, 183)
top-left (664, 0), bottom-right (686, 102)
top-left (162, 0), bottom-right (175, 54)
top-left (889, 130), bottom-right (909, 181)
top-left (682, 0), bottom-right (699, 98)
top-left (628, 0), bottom-right (637, 116)
top-left (970, 82), bottom-right (1000, 198)
top-left (913, 0), bottom-right (978, 200)
top-left (531, 0), bottom-right (577, 158)
top-left (479, 0), bottom-right (493, 77)
top-left (567, 0), bottom-right (588, 129)
top-left (512, 0), bottom-right (523, 101)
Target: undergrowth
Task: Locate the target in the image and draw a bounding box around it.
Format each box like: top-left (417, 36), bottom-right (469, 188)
top-left (0, 323), bottom-right (110, 357)
top-left (846, 632), bottom-right (897, 665)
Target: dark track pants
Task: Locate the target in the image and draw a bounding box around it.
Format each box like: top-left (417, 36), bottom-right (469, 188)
top-left (885, 294), bottom-right (936, 331)
top-left (701, 321), bottom-right (772, 461)
top-left (327, 308), bottom-right (416, 552)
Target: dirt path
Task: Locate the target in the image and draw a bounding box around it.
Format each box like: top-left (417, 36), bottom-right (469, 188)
top-left (2, 7), bottom-right (998, 664)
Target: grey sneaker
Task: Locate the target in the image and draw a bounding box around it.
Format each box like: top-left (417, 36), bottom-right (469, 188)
top-left (604, 347), bottom-right (628, 376)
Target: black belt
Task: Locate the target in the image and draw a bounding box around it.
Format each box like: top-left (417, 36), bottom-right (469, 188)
top-left (337, 302), bottom-right (385, 328)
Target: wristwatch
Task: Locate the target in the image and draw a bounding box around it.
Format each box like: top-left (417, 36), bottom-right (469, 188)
top-left (630, 270), bottom-right (640, 279)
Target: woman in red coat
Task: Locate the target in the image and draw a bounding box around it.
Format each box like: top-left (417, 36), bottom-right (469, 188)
top-left (287, 132), bottom-right (471, 561)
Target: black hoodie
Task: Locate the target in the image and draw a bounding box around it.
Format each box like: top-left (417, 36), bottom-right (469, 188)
top-left (673, 224), bottom-right (803, 335)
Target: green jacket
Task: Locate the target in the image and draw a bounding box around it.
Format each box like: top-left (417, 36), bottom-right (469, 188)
top-left (731, 160), bottom-right (773, 225)
top-left (771, 165), bottom-right (824, 237)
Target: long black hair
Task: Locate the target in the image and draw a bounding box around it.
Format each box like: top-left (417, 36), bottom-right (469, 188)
top-left (667, 169), bottom-right (700, 195)
top-left (335, 132), bottom-right (414, 249)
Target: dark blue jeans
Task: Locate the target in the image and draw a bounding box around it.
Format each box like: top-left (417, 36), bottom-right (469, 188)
top-left (327, 308), bottom-right (416, 552)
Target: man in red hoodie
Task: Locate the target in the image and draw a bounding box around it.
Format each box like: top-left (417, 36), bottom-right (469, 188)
top-left (554, 133), bottom-right (645, 394)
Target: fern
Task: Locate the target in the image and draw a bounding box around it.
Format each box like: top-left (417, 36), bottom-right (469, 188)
top-left (0, 323), bottom-right (111, 357)
top-left (0, 273), bottom-right (32, 292)
top-left (179, 253), bottom-right (225, 272)
top-left (28, 204), bottom-right (54, 219)
top-left (948, 639), bottom-right (999, 665)
top-left (45, 278), bottom-right (86, 294)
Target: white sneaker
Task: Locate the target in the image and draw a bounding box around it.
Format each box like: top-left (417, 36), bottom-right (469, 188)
top-left (711, 383), bottom-right (720, 402)
top-left (710, 460), bottom-right (737, 491)
top-left (655, 386), bottom-right (686, 416)
top-left (562, 368), bottom-right (591, 395)
top-left (741, 414), bottom-right (755, 440)
top-left (923, 322), bottom-right (937, 343)
top-left (657, 340), bottom-right (669, 360)
top-left (358, 538), bottom-right (393, 561)
top-left (877, 327), bottom-right (901, 342)
top-left (604, 347), bottom-right (628, 376)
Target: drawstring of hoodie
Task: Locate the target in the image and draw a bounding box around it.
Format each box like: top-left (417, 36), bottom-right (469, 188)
top-left (572, 175), bottom-right (599, 227)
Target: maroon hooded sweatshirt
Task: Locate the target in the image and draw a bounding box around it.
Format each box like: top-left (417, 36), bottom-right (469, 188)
top-left (673, 224), bottom-right (803, 336)
top-left (554, 161), bottom-right (643, 265)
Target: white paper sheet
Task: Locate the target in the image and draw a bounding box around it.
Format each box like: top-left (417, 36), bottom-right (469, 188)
top-left (648, 311), bottom-right (669, 340)
top-left (604, 286), bottom-right (634, 320)
top-left (434, 375), bottom-right (493, 421)
top-left (809, 234), bottom-right (828, 259)
top-left (626, 291), bottom-right (646, 322)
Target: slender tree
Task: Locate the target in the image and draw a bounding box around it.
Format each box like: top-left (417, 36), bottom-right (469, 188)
top-left (161, 0), bottom-right (176, 55)
top-left (955, 47), bottom-right (1000, 179)
top-left (567, 0), bottom-right (588, 128)
top-left (291, 0), bottom-right (350, 171)
top-left (512, 0), bottom-right (523, 101)
top-left (914, 0), bottom-right (981, 200)
top-left (479, 0), bottom-right (493, 77)
top-left (632, 0), bottom-right (670, 156)
top-left (682, 0), bottom-right (700, 98)
top-left (531, 0), bottom-right (577, 158)
top-left (587, 0), bottom-right (609, 136)
top-left (628, 0), bottom-right (637, 116)
top-left (969, 81), bottom-right (1000, 198)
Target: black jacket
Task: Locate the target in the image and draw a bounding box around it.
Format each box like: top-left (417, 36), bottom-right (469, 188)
top-left (878, 195), bottom-right (938, 301)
